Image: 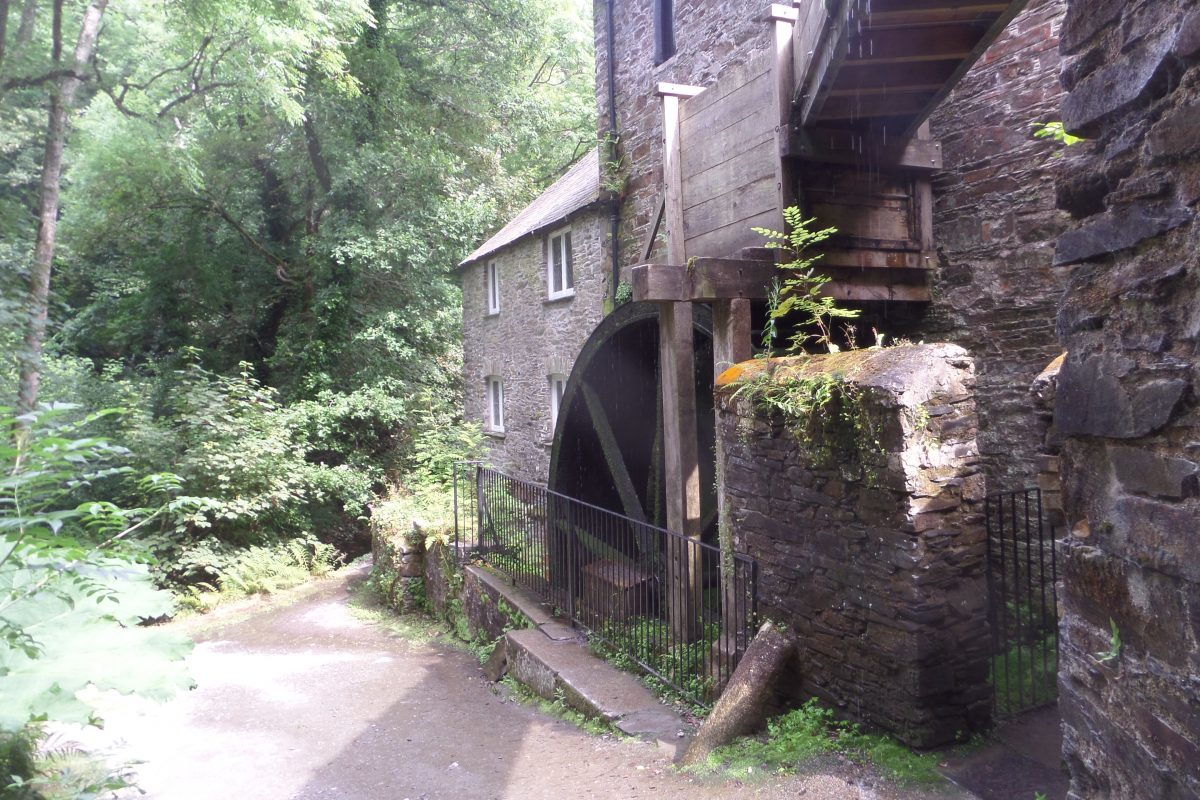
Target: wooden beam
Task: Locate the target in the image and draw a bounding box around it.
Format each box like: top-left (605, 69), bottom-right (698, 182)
top-left (580, 382), bottom-right (648, 524)
top-left (860, 0), bottom-right (1008, 27)
top-left (657, 82), bottom-right (706, 98)
top-left (791, 0), bottom-right (830, 107)
top-left (796, 0), bottom-right (853, 126)
top-left (900, 0), bottom-right (1030, 138)
top-left (713, 298), bottom-right (754, 372)
top-left (815, 90), bottom-right (936, 121)
top-left (768, 2), bottom-right (798, 22)
top-left (643, 196), bottom-right (666, 261)
top-left (783, 127), bottom-right (944, 170)
top-left (770, 4), bottom-right (798, 230)
top-left (632, 258), bottom-right (778, 302)
top-left (659, 300), bottom-right (703, 641)
top-left (825, 59), bottom-right (960, 96)
top-left (823, 280), bottom-right (930, 303)
top-left (661, 93), bottom-right (687, 264)
top-left (821, 247), bottom-right (937, 270)
top-left (634, 260), bottom-right (932, 303)
top-left (844, 23), bottom-right (982, 66)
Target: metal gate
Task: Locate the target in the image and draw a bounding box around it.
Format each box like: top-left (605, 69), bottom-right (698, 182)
top-left (985, 487), bottom-right (1059, 717)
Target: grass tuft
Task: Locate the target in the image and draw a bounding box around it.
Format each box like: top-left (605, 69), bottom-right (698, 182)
top-left (687, 699), bottom-right (943, 786)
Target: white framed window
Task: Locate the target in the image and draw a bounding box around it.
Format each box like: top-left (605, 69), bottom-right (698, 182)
top-left (549, 374), bottom-right (567, 429)
top-left (485, 261), bottom-right (500, 315)
top-left (547, 227), bottom-right (575, 300)
top-left (486, 376), bottom-right (504, 433)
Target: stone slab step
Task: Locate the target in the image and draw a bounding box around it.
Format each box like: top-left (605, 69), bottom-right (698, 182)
top-left (464, 565), bottom-right (555, 626)
top-left (505, 628), bottom-right (692, 759)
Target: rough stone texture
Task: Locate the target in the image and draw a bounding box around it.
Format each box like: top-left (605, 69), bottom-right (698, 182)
top-left (715, 345), bottom-right (991, 748)
top-left (593, 0), bottom-right (769, 271)
top-left (370, 521), bottom-right (427, 612)
top-left (1054, 0), bottom-right (1200, 797)
top-left (461, 209), bottom-right (608, 483)
top-left (914, 0), bottom-right (1072, 495)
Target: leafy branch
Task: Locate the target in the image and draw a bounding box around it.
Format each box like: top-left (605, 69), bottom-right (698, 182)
top-left (753, 206), bottom-right (858, 355)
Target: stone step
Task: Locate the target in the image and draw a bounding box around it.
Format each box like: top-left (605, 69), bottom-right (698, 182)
top-left (504, 627), bottom-right (692, 759)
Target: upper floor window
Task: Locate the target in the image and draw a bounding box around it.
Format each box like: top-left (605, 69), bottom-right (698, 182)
top-left (654, 0), bottom-right (675, 64)
top-left (486, 260), bottom-right (500, 315)
top-left (549, 374), bottom-right (567, 429)
top-left (486, 376), bottom-right (505, 433)
top-left (547, 227), bottom-right (574, 300)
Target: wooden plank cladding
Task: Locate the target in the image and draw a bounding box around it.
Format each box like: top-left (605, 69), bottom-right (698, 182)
top-left (677, 49), bottom-right (779, 259)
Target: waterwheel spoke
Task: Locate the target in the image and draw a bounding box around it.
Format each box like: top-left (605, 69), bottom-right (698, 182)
top-left (580, 381), bottom-right (647, 524)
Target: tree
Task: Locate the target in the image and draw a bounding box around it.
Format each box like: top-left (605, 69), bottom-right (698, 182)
top-left (15, 0), bottom-right (107, 416)
top-left (2, 0), bottom-right (376, 413)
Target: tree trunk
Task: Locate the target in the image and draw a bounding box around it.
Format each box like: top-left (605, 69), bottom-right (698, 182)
top-left (16, 0), bottom-right (107, 415)
top-left (14, 0), bottom-right (36, 48)
top-left (0, 1), bottom-right (10, 72)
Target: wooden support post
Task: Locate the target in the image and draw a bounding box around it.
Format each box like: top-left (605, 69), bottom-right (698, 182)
top-left (770, 4), bottom-right (798, 226)
top-left (657, 83), bottom-right (705, 643)
top-left (713, 298), bottom-right (753, 374)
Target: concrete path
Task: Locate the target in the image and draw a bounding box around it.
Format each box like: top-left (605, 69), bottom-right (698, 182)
top-left (83, 564), bottom-right (972, 800)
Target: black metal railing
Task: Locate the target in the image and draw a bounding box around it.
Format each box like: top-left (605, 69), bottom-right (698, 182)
top-left (985, 487), bottom-right (1059, 718)
top-left (452, 462), bottom-right (757, 706)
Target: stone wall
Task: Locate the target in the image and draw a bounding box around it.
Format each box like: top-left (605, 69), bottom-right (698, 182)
top-left (918, 0), bottom-right (1071, 493)
top-left (1053, 2), bottom-right (1200, 797)
top-left (715, 344), bottom-right (991, 747)
top-left (593, 0), bottom-right (770, 271)
top-left (461, 210), bottom-right (608, 483)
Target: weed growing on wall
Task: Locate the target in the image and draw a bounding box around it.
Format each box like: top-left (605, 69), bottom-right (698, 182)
top-left (753, 207), bottom-right (858, 355)
top-left (731, 366), bottom-right (885, 485)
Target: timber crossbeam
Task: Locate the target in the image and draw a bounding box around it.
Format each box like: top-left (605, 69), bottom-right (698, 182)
top-left (782, 127), bottom-right (943, 171)
top-left (631, 258), bottom-right (778, 303)
top-left (630, 258), bottom-right (932, 304)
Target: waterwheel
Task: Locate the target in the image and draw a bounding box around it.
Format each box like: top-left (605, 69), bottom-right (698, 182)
top-left (548, 300), bottom-right (716, 541)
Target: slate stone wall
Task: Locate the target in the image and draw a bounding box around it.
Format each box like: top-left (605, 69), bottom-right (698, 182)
top-left (715, 345), bottom-right (991, 747)
top-left (919, 0), bottom-right (1071, 494)
top-left (593, 0), bottom-right (770, 272)
top-left (461, 210), bottom-right (608, 483)
top-left (1053, 2), bottom-right (1200, 797)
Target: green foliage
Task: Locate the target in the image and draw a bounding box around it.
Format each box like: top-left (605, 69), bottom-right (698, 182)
top-left (0, 409), bottom-right (194, 734)
top-left (692, 699), bottom-right (942, 785)
top-left (753, 207), bottom-right (858, 355)
top-left (614, 281), bottom-right (633, 307)
top-left (174, 534), bottom-right (343, 613)
top-left (1033, 121), bottom-right (1085, 147)
top-left (5, 734), bottom-right (141, 800)
top-left (599, 132), bottom-right (628, 196)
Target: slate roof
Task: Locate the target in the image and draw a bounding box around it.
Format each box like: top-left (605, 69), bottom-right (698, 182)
top-left (459, 148), bottom-right (601, 267)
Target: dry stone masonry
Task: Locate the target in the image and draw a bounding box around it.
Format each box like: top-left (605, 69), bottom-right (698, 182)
top-left (1054, 0), bottom-right (1200, 796)
top-left (715, 344), bottom-right (990, 748)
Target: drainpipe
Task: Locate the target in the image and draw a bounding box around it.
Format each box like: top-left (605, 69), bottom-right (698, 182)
top-left (605, 0), bottom-right (621, 306)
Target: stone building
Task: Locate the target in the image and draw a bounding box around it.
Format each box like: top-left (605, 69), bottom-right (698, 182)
top-left (458, 150), bottom-right (609, 483)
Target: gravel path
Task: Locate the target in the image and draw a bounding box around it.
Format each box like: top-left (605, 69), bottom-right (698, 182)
top-left (82, 563), bottom-right (973, 800)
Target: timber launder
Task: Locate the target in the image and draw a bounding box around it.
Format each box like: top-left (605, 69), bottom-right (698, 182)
top-left (649, 0), bottom-right (1025, 302)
